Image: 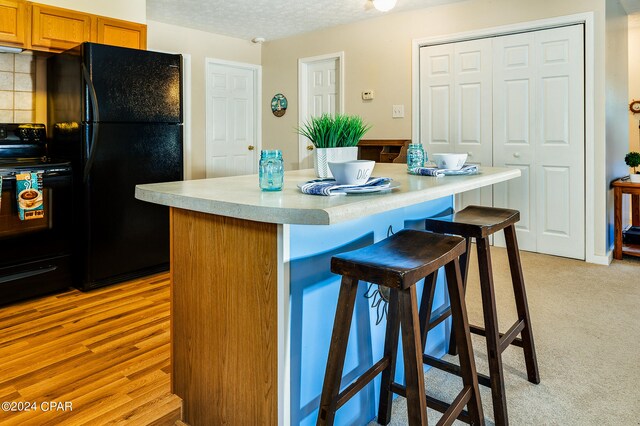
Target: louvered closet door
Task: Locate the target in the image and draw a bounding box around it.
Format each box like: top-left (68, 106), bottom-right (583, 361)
top-left (420, 39), bottom-right (493, 211)
top-left (493, 25), bottom-right (584, 259)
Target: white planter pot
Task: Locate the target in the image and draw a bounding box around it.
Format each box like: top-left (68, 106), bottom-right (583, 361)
top-left (314, 146), bottom-right (359, 178)
top-left (630, 173), bottom-right (640, 183)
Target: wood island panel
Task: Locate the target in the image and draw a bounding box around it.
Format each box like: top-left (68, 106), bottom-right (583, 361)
top-left (170, 208), bottom-right (278, 426)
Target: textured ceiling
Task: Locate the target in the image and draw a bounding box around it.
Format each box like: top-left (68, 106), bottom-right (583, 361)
top-left (146, 0), bottom-right (466, 41)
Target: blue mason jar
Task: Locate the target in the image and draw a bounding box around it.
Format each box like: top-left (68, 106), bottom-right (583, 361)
top-left (259, 150), bottom-right (284, 191)
top-left (407, 143), bottom-right (425, 171)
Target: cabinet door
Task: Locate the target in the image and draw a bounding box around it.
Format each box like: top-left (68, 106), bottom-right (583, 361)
top-left (0, 0), bottom-right (26, 47)
top-left (97, 17), bottom-right (146, 50)
top-left (31, 3), bottom-right (92, 51)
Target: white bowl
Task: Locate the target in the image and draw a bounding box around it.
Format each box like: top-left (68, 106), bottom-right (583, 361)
top-left (328, 160), bottom-right (375, 185)
top-left (431, 153), bottom-right (468, 171)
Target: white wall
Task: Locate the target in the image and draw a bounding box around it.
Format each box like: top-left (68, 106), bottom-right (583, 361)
top-left (262, 0), bottom-right (618, 261)
top-left (35, 0), bottom-right (146, 23)
top-left (628, 16), bottom-right (640, 154)
top-left (147, 20), bottom-right (261, 179)
top-left (606, 1), bottom-right (630, 248)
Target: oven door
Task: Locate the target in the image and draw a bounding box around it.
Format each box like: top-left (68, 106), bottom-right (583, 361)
top-left (0, 168), bottom-right (73, 305)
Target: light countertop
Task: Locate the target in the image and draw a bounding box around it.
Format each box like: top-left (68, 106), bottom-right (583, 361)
top-left (135, 164), bottom-right (520, 225)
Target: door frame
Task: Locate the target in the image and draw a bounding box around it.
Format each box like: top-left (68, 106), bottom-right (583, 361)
top-left (412, 12), bottom-right (597, 263)
top-left (297, 52), bottom-right (345, 167)
top-left (204, 58), bottom-right (262, 177)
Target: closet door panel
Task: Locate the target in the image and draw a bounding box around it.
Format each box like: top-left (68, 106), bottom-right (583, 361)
top-left (534, 25), bottom-right (584, 259)
top-left (492, 32), bottom-right (537, 250)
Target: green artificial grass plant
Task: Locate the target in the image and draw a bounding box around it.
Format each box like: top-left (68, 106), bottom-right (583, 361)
top-left (296, 114), bottom-right (371, 149)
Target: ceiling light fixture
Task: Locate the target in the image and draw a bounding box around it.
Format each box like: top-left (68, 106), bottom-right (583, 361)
top-left (372, 0), bottom-right (397, 12)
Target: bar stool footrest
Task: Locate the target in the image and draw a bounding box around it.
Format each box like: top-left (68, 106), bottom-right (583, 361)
top-left (423, 354), bottom-right (492, 388)
top-left (335, 357), bottom-right (390, 409)
top-left (389, 382), bottom-right (472, 424)
top-left (428, 306), bottom-right (452, 331)
top-left (469, 323), bottom-right (525, 349)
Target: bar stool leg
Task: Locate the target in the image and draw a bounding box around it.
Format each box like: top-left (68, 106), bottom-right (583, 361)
top-left (476, 237), bottom-right (508, 426)
top-left (398, 285), bottom-right (428, 426)
top-left (448, 237), bottom-right (473, 356)
top-left (317, 276), bottom-right (360, 426)
top-left (377, 289), bottom-right (401, 425)
top-left (444, 258), bottom-right (484, 425)
top-left (503, 225), bottom-right (540, 384)
top-left (419, 271), bottom-right (438, 351)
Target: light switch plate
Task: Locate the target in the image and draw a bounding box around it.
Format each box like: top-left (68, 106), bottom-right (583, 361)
top-left (392, 104), bottom-right (404, 118)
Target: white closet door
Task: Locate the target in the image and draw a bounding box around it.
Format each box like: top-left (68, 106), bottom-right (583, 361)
top-left (492, 32), bottom-right (537, 250)
top-left (534, 25), bottom-right (584, 258)
top-left (453, 39), bottom-right (493, 210)
top-left (493, 25), bottom-right (584, 258)
top-left (420, 39), bottom-right (492, 210)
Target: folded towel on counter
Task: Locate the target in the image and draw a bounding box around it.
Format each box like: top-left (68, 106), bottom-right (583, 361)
top-left (409, 164), bottom-right (479, 177)
top-left (300, 177), bottom-right (392, 196)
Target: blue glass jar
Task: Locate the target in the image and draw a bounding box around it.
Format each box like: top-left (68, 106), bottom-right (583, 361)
top-left (407, 143), bottom-right (426, 171)
top-left (259, 150), bottom-right (284, 191)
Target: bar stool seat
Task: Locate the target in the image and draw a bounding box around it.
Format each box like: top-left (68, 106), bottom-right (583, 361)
top-left (422, 205), bottom-right (540, 426)
top-left (317, 229), bottom-right (485, 426)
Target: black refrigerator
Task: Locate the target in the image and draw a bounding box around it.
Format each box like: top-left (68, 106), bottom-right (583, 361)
top-left (47, 42), bottom-right (183, 290)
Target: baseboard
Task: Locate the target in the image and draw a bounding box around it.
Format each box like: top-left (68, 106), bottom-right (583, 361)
top-left (586, 250), bottom-right (612, 265)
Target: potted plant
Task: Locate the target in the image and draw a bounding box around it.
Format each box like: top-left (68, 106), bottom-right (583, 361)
top-left (625, 151), bottom-right (640, 183)
top-left (297, 113), bottom-right (371, 178)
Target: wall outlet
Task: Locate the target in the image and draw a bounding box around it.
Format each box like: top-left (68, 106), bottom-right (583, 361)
top-left (362, 90), bottom-right (374, 100)
top-left (392, 104), bottom-right (404, 118)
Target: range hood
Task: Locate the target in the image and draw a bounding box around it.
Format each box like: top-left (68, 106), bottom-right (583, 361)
top-left (0, 46), bottom-right (23, 54)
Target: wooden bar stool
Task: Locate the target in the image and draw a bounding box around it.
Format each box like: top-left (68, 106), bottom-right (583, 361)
top-left (317, 229), bottom-right (484, 426)
top-left (422, 205), bottom-right (540, 426)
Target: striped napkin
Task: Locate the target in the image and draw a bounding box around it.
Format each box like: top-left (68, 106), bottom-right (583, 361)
top-left (410, 164), bottom-right (479, 177)
top-left (300, 177), bottom-right (392, 196)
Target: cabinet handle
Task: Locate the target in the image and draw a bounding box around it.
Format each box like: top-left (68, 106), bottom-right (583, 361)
top-left (467, 151), bottom-right (473, 157)
top-left (248, 145), bottom-right (255, 151)
top-left (307, 145), bottom-right (314, 151)
top-left (513, 152), bottom-right (521, 158)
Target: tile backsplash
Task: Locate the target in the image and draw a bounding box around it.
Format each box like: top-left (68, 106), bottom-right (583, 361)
top-left (0, 52), bottom-right (36, 123)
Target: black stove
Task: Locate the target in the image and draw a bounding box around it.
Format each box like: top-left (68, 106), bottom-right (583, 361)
top-left (0, 123), bottom-right (73, 306)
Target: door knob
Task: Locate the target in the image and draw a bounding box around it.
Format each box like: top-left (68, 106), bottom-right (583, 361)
top-left (307, 145), bottom-right (314, 151)
top-left (248, 145), bottom-right (255, 151)
top-left (513, 152), bottom-right (521, 158)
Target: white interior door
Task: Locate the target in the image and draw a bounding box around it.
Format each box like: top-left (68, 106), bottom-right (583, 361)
top-left (205, 60), bottom-right (259, 178)
top-left (420, 39), bottom-right (493, 210)
top-left (493, 25), bottom-right (584, 259)
top-left (298, 55), bottom-right (341, 169)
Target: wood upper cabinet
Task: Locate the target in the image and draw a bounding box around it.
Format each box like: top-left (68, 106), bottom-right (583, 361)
top-left (0, 0), bottom-right (26, 47)
top-left (30, 3), bottom-right (92, 51)
top-left (97, 17), bottom-right (146, 50)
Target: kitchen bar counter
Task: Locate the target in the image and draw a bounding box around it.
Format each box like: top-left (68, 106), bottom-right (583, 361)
top-left (135, 164), bottom-right (520, 426)
top-left (135, 164), bottom-right (520, 225)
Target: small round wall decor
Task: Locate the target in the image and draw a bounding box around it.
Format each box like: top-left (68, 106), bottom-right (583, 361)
top-left (271, 93), bottom-right (287, 117)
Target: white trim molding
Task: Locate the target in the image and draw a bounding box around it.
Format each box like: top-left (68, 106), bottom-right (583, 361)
top-left (412, 12), bottom-right (597, 263)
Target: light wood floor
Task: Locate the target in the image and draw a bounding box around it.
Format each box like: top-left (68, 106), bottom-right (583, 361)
top-left (0, 273), bottom-right (181, 426)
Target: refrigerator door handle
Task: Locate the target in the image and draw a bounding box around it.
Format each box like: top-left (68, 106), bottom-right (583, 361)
top-left (82, 63), bottom-right (100, 183)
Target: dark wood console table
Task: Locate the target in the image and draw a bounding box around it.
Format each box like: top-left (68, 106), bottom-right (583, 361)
top-left (358, 139), bottom-right (410, 163)
top-left (612, 178), bottom-right (640, 260)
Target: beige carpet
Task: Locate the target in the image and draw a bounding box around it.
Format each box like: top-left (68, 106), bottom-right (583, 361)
top-left (369, 247), bottom-right (640, 425)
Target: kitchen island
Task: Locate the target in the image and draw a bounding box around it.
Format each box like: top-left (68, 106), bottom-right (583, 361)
top-left (135, 163), bottom-right (520, 426)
